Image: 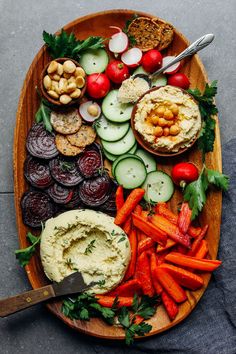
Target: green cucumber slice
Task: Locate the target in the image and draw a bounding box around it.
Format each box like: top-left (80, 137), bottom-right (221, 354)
top-left (142, 171), bottom-right (174, 203)
top-left (128, 141), bottom-right (137, 154)
top-left (133, 66), bottom-right (148, 76)
top-left (101, 128), bottom-right (135, 156)
top-left (114, 157), bottom-right (147, 189)
top-left (102, 90), bottom-right (133, 123)
top-left (133, 66), bottom-right (167, 87)
top-left (135, 149), bottom-right (156, 173)
top-left (104, 141), bottom-right (138, 162)
top-left (79, 49), bottom-right (109, 74)
top-left (112, 153), bottom-right (142, 176)
top-left (95, 115), bottom-right (130, 142)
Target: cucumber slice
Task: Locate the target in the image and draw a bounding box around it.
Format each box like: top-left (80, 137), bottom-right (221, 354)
top-left (133, 66), bottom-right (167, 87)
top-left (114, 157), bottom-right (147, 189)
top-left (133, 66), bottom-right (148, 76)
top-left (104, 141), bottom-right (138, 162)
top-left (135, 149), bottom-right (156, 173)
top-left (128, 141), bottom-right (137, 154)
top-left (101, 128), bottom-right (135, 155)
top-left (79, 49), bottom-right (109, 74)
top-left (102, 90), bottom-right (133, 123)
top-left (95, 115), bottom-right (130, 142)
top-left (142, 171), bottom-right (174, 203)
top-left (112, 153), bottom-right (142, 176)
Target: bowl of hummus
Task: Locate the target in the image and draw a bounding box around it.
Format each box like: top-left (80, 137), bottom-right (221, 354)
top-left (131, 85), bottom-right (202, 156)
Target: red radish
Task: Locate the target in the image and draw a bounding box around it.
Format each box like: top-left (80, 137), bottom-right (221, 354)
top-left (142, 49), bottom-right (163, 73)
top-left (162, 56), bottom-right (181, 75)
top-left (86, 73), bottom-right (110, 99)
top-left (168, 73), bottom-right (190, 90)
top-left (171, 162), bottom-right (199, 187)
top-left (105, 60), bottom-right (129, 84)
top-left (121, 48), bottom-right (143, 68)
top-left (79, 101), bottom-right (101, 123)
top-left (108, 26), bottom-right (129, 54)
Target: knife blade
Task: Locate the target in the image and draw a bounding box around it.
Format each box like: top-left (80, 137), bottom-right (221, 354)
top-left (52, 271), bottom-right (97, 296)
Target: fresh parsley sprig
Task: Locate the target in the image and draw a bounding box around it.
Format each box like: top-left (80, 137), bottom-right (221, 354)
top-left (15, 232), bottom-right (41, 267)
top-left (35, 101), bottom-right (52, 132)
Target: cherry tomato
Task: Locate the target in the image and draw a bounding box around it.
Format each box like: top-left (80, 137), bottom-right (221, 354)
top-left (105, 60), bottom-right (129, 84)
top-left (142, 49), bottom-right (163, 73)
top-left (86, 73), bottom-right (110, 99)
top-left (171, 162), bottom-right (199, 187)
top-left (167, 73), bottom-right (190, 89)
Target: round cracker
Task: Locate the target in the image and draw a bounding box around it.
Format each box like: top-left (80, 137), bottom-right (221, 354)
top-left (154, 20), bottom-right (174, 51)
top-left (128, 17), bottom-right (161, 51)
top-left (50, 109), bottom-right (82, 135)
top-left (67, 125), bottom-right (96, 148)
top-left (55, 134), bottom-right (84, 156)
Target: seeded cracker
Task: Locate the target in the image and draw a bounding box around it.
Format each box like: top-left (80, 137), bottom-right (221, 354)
top-left (153, 19), bottom-right (174, 51)
top-left (128, 17), bottom-right (161, 51)
top-left (67, 125), bottom-right (96, 147)
top-left (50, 109), bottom-right (82, 135)
top-left (55, 134), bottom-right (84, 156)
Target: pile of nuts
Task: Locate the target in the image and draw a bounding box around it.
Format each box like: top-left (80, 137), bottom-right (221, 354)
top-left (147, 101), bottom-right (181, 138)
top-left (43, 60), bottom-right (86, 104)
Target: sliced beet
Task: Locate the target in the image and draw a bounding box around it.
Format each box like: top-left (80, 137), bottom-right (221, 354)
top-left (47, 183), bottom-right (74, 205)
top-left (64, 189), bottom-right (86, 209)
top-left (26, 123), bottom-right (58, 159)
top-left (24, 156), bottom-right (53, 189)
top-left (99, 180), bottom-right (118, 214)
top-left (78, 173), bottom-right (111, 207)
top-left (77, 149), bottom-right (102, 178)
top-left (21, 191), bottom-right (56, 228)
top-left (49, 156), bottom-right (83, 187)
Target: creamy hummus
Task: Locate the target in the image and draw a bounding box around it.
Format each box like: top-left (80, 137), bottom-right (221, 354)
top-left (40, 209), bottom-right (131, 294)
top-left (134, 85), bottom-right (201, 152)
top-left (118, 77), bottom-right (150, 103)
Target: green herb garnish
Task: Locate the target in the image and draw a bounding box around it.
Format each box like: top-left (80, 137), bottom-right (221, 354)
top-left (35, 101), bottom-right (52, 132)
top-left (15, 231), bottom-right (41, 267)
top-left (60, 161), bottom-right (74, 172)
top-left (122, 14), bottom-right (139, 47)
top-left (84, 240), bottom-right (96, 255)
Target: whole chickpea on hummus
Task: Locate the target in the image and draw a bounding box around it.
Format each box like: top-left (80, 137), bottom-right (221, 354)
top-left (134, 85), bottom-right (201, 153)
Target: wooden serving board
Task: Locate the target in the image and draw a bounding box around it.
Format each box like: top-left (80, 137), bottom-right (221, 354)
top-left (13, 9), bottom-right (222, 339)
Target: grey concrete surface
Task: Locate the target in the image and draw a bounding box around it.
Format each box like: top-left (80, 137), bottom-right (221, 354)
top-left (0, 0), bottom-right (235, 353)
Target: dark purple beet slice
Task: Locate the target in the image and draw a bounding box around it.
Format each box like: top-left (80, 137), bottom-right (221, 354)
top-left (49, 156), bottom-right (83, 187)
top-left (99, 180), bottom-right (118, 214)
top-left (64, 189), bottom-right (84, 209)
top-left (26, 123), bottom-right (58, 159)
top-left (47, 183), bottom-right (73, 205)
top-left (24, 156), bottom-right (53, 189)
top-left (78, 173), bottom-right (111, 207)
top-left (77, 149), bottom-right (102, 178)
top-left (21, 191), bottom-right (56, 228)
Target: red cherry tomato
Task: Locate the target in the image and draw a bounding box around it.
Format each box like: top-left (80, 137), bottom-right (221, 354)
top-left (105, 60), bottom-right (129, 84)
top-left (167, 73), bottom-right (190, 89)
top-left (142, 50), bottom-right (163, 73)
top-left (86, 73), bottom-right (110, 99)
top-left (171, 162), bottom-right (199, 187)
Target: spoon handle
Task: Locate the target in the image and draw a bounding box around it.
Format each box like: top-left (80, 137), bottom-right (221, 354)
top-left (151, 33), bottom-right (214, 78)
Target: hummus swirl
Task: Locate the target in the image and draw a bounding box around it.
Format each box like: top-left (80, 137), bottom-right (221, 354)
top-left (40, 209), bottom-right (131, 294)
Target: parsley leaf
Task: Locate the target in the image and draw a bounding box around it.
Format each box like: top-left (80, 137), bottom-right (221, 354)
top-left (35, 102), bottom-right (52, 132)
top-left (125, 323), bottom-right (152, 345)
top-left (134, 295), bottom-right (159, 319)
top-left (15, 232), bottom-right (41, 267)
top-left (206, 168), bottom-right (229, 191)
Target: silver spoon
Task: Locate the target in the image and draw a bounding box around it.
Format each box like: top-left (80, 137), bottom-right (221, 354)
top-left (133, 33), bottom-right (215, 87)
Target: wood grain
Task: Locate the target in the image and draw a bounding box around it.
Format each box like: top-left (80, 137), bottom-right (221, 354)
top-left (13, 9), bottom-right (222, 340)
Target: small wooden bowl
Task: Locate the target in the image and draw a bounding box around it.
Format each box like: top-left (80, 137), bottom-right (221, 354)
top-left (40, 58), bottom-right (87, 107)
top-left (131, 86), bottom-right (201, 157)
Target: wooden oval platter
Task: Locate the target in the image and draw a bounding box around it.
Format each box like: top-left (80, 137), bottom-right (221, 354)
top-left (14, 9), bottom-right (222, 340)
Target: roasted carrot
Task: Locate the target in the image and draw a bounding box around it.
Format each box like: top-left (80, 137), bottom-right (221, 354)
top-left (124, 227), bottom-right (138, 280)
top-left (161, 291), bottom-right (179, 320)
top-left (133, 315), bottom-right (144, 325)
top-left (132, 213), bottom-right (167, 246)
top-left (194, 240), bottom-right (209, 259)
top-left (150, 214), bottom-right (191, 248)
top-left (138, 237), bottom-right (156, 255)
top-left (96, 295), bottom-right (133, 308)
top-left (188, 226), bottom-right (202, 238)
top-left (175, 244), bottom-right (188, 255)
top-left (107, 279), bottom-right (142, 297)
top-left (134, 204), bottom-right (142, 215)
top-left (178, 202), bottom-right (192, 234)
top-left (154, 267), bottom-right (187, 303)
top-left (159, 263), bottom-right (204, 290)
top-left (150, 253), bottom-right (163, 295)
top-left (188, 225), bottom-right (209, 256)
top-left (139, 231), bottom-right (147, 241)
top-left (165, 252), bottom-right (222, 271)
top-left (135, 251), bottom-right (154, 296)
top-left (122, 216), bottom-right (132, 235)
top-left (156, 238), bottom-right (176, 253)
top-left (114, 188), bottom-right (145, 225)
top-left (115, 185), bottom-right (124, 210)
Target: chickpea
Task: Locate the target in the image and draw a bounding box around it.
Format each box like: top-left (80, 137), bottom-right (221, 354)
top-left (75, 76), bottom-right (85, 88)
top-left (151, 115), bottom-right (160, 125)
top-left (43, 75), bottom-right (51, 90)
top-left (75, 67), bottom-right (86, 77)
top-left (87, 104), bottom-right (99, 117)
top-left (157, 118), bottom-right (169, 127)
top-left (47, 60), bottom-right (58, 74)
top-left (48, 90), bottom-right (59, 99)
top-left (170, 104), bottom-right (179, 116)
top-left (59, 94), bottom-right (72, 104)
top-left (156, 106), bottom-right (165, 117)
top-left (170, 125), bottom-right (181, 135)
top-left (63, 60), bottom-right (76, 74)
top-left (70, 89), bottom-right (81, 99)
top-left (57, 63), bottom-right (64, 76)
top-left (154, 126), bottom-right (163, 137)
top-left (163, 127), bottom-right (170, 136)
top-left (66, 82), bottom-right (77, 93)
top-left (164, 109), bottom-right (174, 120)
top-left (166, 120), bottom-right (175, 127)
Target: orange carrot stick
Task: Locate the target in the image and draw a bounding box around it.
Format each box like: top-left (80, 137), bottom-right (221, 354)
top-left (154, 267), bottom-right (187, 303)
top-left (122, 216), bottom-right (132, 235)
top-left (115, 185), bottom-right (124, 210)
top-left (188, 226), bottom-right (202, 238)
top-left (165, 252), bottom-right (222, 271)
top-left (114, 188), bottom-right (145, 225)
top-left (178, 202), bottom-right (192, 234)
top-left (132, 213), bottom-right (167, 246)
top-left (150, 253), bottom-right (163, 295)
top-left (188, 225), bottom-right (209, 256)
top-left (124, 227), bottom-right (138, 280)
top-left (133, 314), bottom-right (144, 325)
top-left (194, 240), bottom-right (209, 259)
top-left (159, 263), bottom-right (204, 290)
top-left (175, 244), bottom-right (188, 255)
top-left (138, 237), bottom-right (156, 255)
top-left (156, 238), bottom-right (176, 253)
top-left (96, 295), bottom-right (133, 308)
top-left (150, 214), bottom-right (191, 248)
top-left (134, 204), bottom-right (142, 215)
top-left (161, 291), bottom-right (179, 320)
top-left (107, 279), bottom-right (142, 297)
top-left (135, 251), bottom-right (154, 296)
